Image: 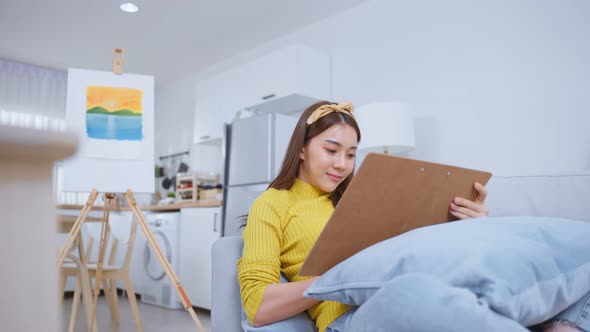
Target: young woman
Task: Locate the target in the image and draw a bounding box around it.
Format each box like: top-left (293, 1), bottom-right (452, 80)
top-left (237, 101), bottom-right (583, 332)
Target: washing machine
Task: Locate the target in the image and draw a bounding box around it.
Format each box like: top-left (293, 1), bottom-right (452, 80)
top-left (137, 212), bottom-right (183, 309)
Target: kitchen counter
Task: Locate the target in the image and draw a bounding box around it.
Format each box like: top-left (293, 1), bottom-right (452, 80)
top-left (57, 200), bottom-right (222, 212)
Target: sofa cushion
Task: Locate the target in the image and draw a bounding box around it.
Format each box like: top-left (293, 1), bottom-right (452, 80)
top-left (212, 236), bottom-right (244, 332)
top-left (486, 172), bottom-right (590, 221)
top-left (305, 216), bottom-right (590, 327)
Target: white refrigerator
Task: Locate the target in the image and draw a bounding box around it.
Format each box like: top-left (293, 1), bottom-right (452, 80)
top-left (222, 112), bottom-right (297, 237)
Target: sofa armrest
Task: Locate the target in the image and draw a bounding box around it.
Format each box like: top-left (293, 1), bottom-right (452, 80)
top-left (212, 236), bottom-right (244, 332)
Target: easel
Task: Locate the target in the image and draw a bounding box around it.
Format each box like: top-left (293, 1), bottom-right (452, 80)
top-left (56, 49), bottom-right (206, 332)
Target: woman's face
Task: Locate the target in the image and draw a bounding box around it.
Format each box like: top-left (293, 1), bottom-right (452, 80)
top-left (298, 123), bottom-right (358, 193)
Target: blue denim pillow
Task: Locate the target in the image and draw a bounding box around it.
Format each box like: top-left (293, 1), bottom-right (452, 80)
top-left (305, 217), bottom-right (590, 327)
top-left (241, 275), bottom-right (317, 332)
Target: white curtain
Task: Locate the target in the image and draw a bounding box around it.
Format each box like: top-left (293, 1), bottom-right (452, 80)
top-left (0, 58), bottom-right (67, 130)
top-left (0, 58), bottom-right (68, 202)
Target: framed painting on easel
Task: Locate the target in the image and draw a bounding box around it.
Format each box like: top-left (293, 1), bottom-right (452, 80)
top-left (63, 68), bottom-right (154, 193)
top-left (59, 64), bottom-right (207, 331)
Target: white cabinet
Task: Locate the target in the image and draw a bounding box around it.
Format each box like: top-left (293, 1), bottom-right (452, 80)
top-left (194, 75), bottom-right (225, 143)
top-left (179, 207), bottom-right (222, 310)
top-left (193, 44), bottom-right (331, 143)
top-left (194, 66), bottom-right (251, 143)
top-left (240, 45), bottom-right (331, 112)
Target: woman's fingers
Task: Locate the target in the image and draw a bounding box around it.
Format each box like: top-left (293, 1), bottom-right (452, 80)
top-left (474, 182), bottom-right (488, 204)
top-left (453, 197), bottom-right (489, 215)
top-left (453, 197), bottom-right (479, 211)
top-left (449, 208), bottom-right (469, 220)
top-left (449, 182), bottom-right (490, 219)
top-left (450, 202), bottom-right (481, 219)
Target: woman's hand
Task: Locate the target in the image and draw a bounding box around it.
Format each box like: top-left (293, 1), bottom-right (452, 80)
top-left (449, 182), bottom-right (489, 219)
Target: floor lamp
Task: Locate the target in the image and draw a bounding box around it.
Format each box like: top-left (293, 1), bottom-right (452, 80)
top-left (355, 102), bottom-right (415, 155)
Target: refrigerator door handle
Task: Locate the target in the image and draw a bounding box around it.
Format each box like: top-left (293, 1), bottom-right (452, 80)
top-left (213, 212), bottom-right (218, 232)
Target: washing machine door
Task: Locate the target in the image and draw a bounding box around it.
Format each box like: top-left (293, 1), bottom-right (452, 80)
top-left (143, 230), bottom-right (172, 281)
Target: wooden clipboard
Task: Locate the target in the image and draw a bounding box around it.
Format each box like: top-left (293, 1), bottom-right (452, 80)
top-left (299, 153), bottom-right (492, 276)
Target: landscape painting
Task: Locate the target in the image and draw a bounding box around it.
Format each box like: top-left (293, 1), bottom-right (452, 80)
top-left (65, 68), bottom-right (153, 165)
top-left (85, 85), bottom-right (143, 141)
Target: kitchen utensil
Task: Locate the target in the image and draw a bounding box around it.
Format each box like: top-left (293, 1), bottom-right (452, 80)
top-left (178, 161), bottom-right (189, 173)
top-left (162, 177), bottom-right (172, 190)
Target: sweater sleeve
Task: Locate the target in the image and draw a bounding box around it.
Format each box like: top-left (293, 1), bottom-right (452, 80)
top-left (237, 192), bottom-right (285, 325)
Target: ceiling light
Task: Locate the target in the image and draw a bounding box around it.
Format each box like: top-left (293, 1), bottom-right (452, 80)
top-left (120, 3), bottom-right (139, 13)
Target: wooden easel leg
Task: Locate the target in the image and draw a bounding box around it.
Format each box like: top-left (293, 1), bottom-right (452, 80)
top-left (66, 253), bottom-right (97, 332)
top-left (56, 190), bottom-right (99, 267)
top-left (102, 279), bottom-right (118, 328)
top-left (57, 190), bottom-right (99, 332)
top-left (123, 274), bottom-right (143, 332)
top-left (89, 193), bottom-right (114, 331)
top-left (124, 190), bottom-right (206, 332)
top-left (68, 271), bottom-right (81, 332)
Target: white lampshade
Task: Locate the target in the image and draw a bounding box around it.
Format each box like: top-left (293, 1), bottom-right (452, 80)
top-left (355, 102), bottom-right (415, 154)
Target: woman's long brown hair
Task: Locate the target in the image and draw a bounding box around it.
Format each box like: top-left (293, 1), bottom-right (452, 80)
top-left (269, 101), bottom-right (361, 206)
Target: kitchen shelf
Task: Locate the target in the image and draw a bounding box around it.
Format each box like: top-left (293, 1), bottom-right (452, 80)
top-left (176, 175), bottom-right (197, 203)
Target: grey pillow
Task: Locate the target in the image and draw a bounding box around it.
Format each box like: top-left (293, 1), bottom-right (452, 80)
top-left (305, 217), bottom-right (590, 327)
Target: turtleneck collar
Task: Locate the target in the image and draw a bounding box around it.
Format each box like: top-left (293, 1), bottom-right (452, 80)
top-left (292, 178), bottom-right (327, 199)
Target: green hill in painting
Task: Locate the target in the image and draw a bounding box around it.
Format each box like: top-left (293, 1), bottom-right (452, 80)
top-left (87, 106), bottom-right (142, 117)
top-left (86, 106), bottom-right (109, 114)
top-left (111, 109), bottom-right (142, 116)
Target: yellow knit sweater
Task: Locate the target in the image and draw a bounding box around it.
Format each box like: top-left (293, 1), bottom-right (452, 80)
top-left (237, 179), bottom-right (350, 332)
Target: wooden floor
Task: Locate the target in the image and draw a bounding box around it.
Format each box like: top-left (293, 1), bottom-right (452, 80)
top-left (60, 295), bottom-right (212, 332)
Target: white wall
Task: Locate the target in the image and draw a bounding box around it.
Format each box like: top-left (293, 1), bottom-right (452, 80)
top-left (157, 0), bottom-right (590, 176)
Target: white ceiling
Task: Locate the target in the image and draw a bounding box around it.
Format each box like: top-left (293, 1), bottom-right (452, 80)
top-left (0, 0), bottom-right (366, 86)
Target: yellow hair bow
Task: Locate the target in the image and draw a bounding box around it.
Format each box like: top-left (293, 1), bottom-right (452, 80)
top-left (306, 102), bottom-right (355, 125)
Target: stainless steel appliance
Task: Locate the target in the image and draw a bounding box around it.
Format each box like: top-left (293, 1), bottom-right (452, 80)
top-left (222, 112), bottom-right (297, 237)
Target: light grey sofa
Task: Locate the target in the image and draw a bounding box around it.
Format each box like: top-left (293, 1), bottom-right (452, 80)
top-left (211, 172), bottom-right (590, 332)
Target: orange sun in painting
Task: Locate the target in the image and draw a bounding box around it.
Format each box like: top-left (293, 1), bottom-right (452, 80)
top-left (86, 86), bottom-right (143, 113)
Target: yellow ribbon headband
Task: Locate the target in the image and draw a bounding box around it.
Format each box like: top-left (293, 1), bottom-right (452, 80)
top-left (306, 102), bottom-right (355, 126)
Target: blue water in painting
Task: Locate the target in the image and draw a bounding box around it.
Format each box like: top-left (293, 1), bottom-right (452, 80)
top-left (86, 114), bottom-right (143, 141)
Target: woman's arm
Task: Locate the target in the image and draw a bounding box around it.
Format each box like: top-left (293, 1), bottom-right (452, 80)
top-left (253, 277), bottom-right (319, 327)
top-left (239, 192), bottom-right (317, 327)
